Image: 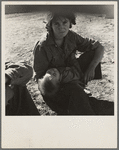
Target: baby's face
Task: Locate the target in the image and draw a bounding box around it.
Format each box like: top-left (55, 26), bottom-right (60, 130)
top-left (46, 68), bottom-right (60, 85)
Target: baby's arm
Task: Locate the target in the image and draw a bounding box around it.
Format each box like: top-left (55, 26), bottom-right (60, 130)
top-left (57, 66), bottom-right (82, 84)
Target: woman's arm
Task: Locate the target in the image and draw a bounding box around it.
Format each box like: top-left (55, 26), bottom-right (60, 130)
top-left (74, 32), bottom-right (104, 84)
top-left (33, 42), bottom-right (51, 80)
top-left (84, 41), bottom-right (104, 84)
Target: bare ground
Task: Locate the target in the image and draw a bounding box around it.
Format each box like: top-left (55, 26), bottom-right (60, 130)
top-left (5, 12), bottom-right (115, 115)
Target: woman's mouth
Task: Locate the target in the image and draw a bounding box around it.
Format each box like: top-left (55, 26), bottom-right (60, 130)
top-left (60, 31), bottom-right (65, 33)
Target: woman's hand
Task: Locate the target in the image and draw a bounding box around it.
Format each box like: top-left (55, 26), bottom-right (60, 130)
top-left (83, 67), bottom-right (95, 84)
top-left (92, 41), bottom-right (101, 50)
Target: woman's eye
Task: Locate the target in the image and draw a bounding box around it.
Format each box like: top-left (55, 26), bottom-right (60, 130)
top-left (63, 21), bottom-right (68, 24)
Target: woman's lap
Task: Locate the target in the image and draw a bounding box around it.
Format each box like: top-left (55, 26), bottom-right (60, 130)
top-left (43, 82), bottom-right (95, 115)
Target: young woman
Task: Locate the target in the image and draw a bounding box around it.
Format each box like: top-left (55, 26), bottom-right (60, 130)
top-left (33, 10), bottom-right (104, 115)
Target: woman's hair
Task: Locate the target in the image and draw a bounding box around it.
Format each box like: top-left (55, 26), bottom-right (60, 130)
top-left (38, 74), bottom-right (60, 97)
top-left (45, 10), bottom-right (76, 32)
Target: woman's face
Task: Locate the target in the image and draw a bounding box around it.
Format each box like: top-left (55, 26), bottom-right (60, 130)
top-left (51, 17), bottom-right (70, 40)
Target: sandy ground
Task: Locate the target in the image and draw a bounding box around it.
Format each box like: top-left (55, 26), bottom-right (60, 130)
top-left (5, 12), bottom-right (115, 115)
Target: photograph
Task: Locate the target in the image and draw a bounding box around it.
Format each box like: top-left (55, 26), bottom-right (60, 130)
top-left (2, 1), bottom-right (117, 148)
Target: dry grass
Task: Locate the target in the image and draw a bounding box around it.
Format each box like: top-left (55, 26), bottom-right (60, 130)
top-left (5, 12), bottom-right (115, 115)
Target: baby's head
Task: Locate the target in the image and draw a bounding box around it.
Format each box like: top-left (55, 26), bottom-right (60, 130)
top-left (38, 68), bottom-right (60, 97)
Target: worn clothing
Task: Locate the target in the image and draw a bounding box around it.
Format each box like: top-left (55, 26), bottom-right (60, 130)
top-left (6, 85), bottom-right (40, 115)
top-left (5, 61), bottom-right (33, 86)
top-left (5, 62), bottom-right (39, 115)
top-left (43, 82), bottom-right (95, 115)
top-left (58, 51), bottom-right (84, 84)
top-left (33, 30), bottom-right (105, 115)
top-left (34, 30), bottom-right (95, 80)
top-left (58, 49), bottom-right (102, 84)
top-left (33, 30), bottom-right (102, 115)
top-left (42, 51), bottom-right (102, 115)
top-left (43, 82), bottom-right (114, 115)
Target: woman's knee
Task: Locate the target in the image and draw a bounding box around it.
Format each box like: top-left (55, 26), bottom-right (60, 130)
top-left (77, 50), bottom-right (95, 73)
top-left (77, 50), bottom-right (102, 79)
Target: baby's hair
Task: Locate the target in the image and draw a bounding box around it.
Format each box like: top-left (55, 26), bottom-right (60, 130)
top-left (38, 74), bottom-right (60, 97)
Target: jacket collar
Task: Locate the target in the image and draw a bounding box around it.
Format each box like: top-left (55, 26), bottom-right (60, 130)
top-left (46, 30), bottom-right (71, 45)
top-left (45, 30), bottom-right (75, 50)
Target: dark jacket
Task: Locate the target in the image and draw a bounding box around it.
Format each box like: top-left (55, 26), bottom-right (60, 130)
top-left (33, 30), bottom-right (95, 81)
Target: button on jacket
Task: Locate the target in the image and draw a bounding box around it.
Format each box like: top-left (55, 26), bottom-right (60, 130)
top-left (34, 30), bottom-right (95, 81)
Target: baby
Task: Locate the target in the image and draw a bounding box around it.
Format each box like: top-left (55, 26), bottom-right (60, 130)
top-left (38, 68), bottom-right (61, 97)
top-left (38, 67), bottom-right (86, 97)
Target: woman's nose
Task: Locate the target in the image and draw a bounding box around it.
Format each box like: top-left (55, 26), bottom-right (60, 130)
top-left (58, 23), bottom-right (64, 29)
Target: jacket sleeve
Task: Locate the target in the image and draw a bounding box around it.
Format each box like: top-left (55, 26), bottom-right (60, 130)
top-left (5, 62), bottom-right (33, 86)
top-left (74, 32), bottom-right (95, 52)
top-left (33, 42), bottom-right (51, 80)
